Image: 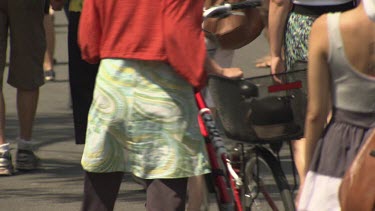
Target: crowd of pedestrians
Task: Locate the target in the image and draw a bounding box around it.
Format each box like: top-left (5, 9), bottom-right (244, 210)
top-left (0, 0), bottom-right (374, 210)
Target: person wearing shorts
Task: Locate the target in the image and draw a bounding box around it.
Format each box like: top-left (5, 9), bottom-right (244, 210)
top-left (0, 0), bottom-right (46, 175)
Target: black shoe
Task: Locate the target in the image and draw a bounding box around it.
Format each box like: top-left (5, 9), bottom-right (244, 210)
top-left (16, 149), bottom-right (40, 171)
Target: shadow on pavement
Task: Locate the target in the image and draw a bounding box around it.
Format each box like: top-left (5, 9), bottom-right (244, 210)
top-left (1, 113), bottom-right (147, 209)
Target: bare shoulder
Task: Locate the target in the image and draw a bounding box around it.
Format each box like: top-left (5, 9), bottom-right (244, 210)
top-left (311, 14), bottom-right (328, 38)
top-left (312, 14), bottom-right (328, 30)
top-left (309, 14), bottom-right (328, 55)
top-left (340, 8), bottom-right (370, 37)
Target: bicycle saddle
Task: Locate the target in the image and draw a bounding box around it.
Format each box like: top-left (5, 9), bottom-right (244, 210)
top-left (239, 80), bottom-right (258, 98)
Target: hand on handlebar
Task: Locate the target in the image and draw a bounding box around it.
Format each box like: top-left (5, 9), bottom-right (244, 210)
top-left (220, 67), bottom-right (244, 79)
top-left (205, 55), bottom-right (243, 79)
top-left (203, 0), bottom-right (263, 18)
top-left (203, 4), bottom-right (231, 19)
top-left (207, 67), bottom-right (243, 79)
top-left (270, 56), bottom-right (286, 84)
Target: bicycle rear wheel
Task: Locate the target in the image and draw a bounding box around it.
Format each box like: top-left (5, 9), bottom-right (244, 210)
top-left (242, 146), bottom-right (295, 211)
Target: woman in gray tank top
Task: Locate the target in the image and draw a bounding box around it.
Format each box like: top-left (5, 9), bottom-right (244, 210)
top-left (268, 0), bottom-right (356, 205)
top-left (297, 0), bottom-right (375, 210)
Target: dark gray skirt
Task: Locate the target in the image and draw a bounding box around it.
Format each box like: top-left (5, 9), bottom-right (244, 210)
top-left (310, 108), bottom-right (375, 177)
top-left (298, 108), bottom-right (375, 210)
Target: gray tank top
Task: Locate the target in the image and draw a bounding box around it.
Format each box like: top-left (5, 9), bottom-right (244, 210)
top-left (327, 13), bottom-right (375, 113)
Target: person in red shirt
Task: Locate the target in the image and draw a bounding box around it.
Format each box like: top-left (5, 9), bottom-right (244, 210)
top-left (78, 0), bottom-right (243, 210)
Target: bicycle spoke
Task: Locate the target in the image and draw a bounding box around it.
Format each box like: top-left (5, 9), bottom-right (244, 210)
top-left (243, 149), bottom-right (294, 211)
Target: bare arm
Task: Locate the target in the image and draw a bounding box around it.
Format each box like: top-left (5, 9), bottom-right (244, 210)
top-left (268, 0), bottom-right (290, 76)
top-left (204, 55), bottom-right (243, 78)
top-left (78, 0), bottom-right (102, 64)
top-left (302, 15), bottom-right (331, 179)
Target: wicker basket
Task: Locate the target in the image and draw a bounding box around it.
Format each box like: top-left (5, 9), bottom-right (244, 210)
top-left (208, 69), bottom-right (307, 143)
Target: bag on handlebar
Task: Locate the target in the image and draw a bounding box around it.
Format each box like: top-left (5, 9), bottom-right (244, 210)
top-left (246, 96), bottom-right (298, 140)
top-left (203, 0), bottom-right (264, 50)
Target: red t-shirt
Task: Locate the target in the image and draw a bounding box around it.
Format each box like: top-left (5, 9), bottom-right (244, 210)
top-left (79, 0), bottom-right (207, 88)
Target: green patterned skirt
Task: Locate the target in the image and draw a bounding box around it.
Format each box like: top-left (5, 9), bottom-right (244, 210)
top-left (81, 59), bottom-right (211, 179)
top-left (285, 12), bottom-right (316, 71)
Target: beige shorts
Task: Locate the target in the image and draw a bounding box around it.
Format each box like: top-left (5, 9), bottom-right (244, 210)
top-left (0, 0), bottom-right (46, 90)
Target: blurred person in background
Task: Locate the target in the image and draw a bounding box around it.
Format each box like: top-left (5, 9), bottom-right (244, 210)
top-left (43, 1), bottom-right (57, 81)
top-left (51, 0), bottom-right (99, 145)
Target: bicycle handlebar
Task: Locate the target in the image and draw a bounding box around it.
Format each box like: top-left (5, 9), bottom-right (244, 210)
top-left (231, 0), bottom-right (262, 10)
top-left (203, 0), bottom-right (262, 18)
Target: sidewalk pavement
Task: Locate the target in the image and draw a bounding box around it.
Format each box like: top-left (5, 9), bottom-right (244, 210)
top-left (0, 11), bottom-right (148, 211)
top-left (0, 10), bottom-right (274, 211)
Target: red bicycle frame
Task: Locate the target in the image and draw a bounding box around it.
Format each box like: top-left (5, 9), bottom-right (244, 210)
top-left (195, 91), bottom-right (242, 211)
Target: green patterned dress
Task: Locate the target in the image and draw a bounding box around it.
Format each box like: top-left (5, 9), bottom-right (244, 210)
top-left (81, 59), bottom-right (211, 179)
top-left (284, 12), bottom-right (316, 71)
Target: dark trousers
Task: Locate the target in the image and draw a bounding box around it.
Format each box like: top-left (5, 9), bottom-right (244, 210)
top-left (82, 171), bottom-right (188, 211)
top-left (145, 177), bottom-right (188, 211)
top-left (68, 12), bottom-right (99, 144)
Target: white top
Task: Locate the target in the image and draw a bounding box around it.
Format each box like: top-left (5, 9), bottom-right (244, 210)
top-left (364, 0), bottom-right (375, 21)
top-left (293, 0), bottom-right (352, 6)
top-left (327, 13), bottom-right (375, 113)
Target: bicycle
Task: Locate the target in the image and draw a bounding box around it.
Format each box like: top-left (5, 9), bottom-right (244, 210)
top-left (196, 1), bottom-right (308, 210)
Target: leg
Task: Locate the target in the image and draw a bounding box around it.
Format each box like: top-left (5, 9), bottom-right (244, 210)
top-left (82, 171), bottom-right (124, 211)
top-left (68, 12), bottom-right (99, 144)
top-left (0, 90), bottom-right (5, 145)
top-left (284, 12), bottom-right (316, 189)
top-left (0, 1), bottom-right (13, 175)
top-left (0, 89), bottom-right (10, 175)
top-left (291, 138), bottom-right (305, 181)
top-left (146, 178), bottom-right (188, 211)
top-left (0, 5), bottom-right (7, 146)
top-left (294, 112), bottom-right (332, 205)
top-left (15, 88), bottom-right (40, 170)
top-left (7, 0), bottom-right (45, 170)
top-left (186, 175), bottom-right (209, 211)
top-left (17, 88), bottom-right (39, 141)
top-left (255, 0), bottom-right (271, 68)
top-left (43, 6), bottom-right (56, 81)
top-left (0, 2), bottom-right (12, 175)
